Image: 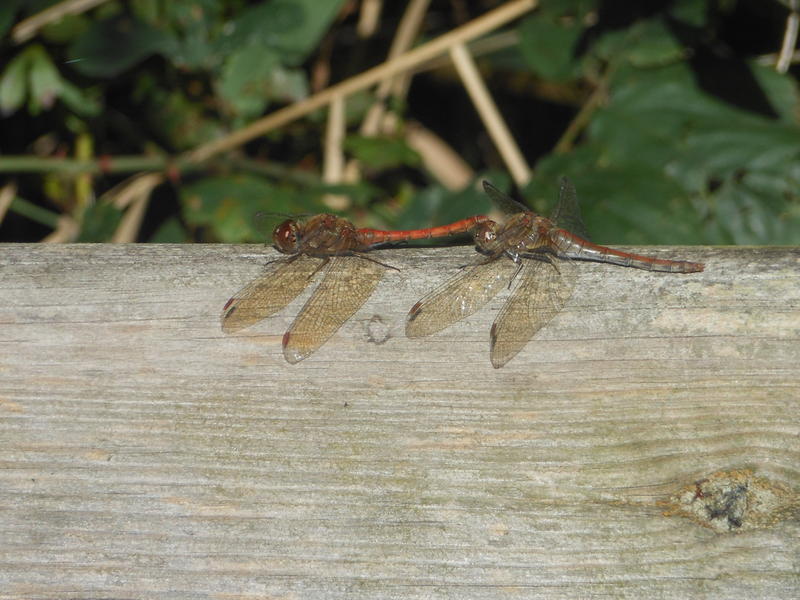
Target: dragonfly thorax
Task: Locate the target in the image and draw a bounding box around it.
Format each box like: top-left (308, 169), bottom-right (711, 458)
top-left (274, 214), bottom-right (361, 256)
top-left (475, 212), bottom-right (548, 258)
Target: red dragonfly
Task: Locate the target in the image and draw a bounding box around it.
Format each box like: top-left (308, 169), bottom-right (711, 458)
top-left (406, 179), bottom-right (705, 368)
top-left (222, 212), bottom-right (488, 363)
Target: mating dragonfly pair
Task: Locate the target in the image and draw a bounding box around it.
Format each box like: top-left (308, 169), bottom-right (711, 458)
top-left (221, 179), bottom-right (704, 368)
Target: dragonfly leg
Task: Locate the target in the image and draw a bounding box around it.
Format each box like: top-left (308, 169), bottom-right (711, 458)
top-left (262, 253), bottom-right (289, 268)
top-left (351, 252), bottom-right (399, 272)
top-left (504, 251), bottom-right (524, 289)
top-left (463, 248), bottom-right (507, 270)
top-left (308, 256), bottom-right (330, 279)
top-left (543, 253), bottom-right (562, 274)
top-left (457, 257), bottom-right (492, 270)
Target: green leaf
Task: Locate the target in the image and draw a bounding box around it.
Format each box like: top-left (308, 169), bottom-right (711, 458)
top-left (146, 0), bottom-right (225, 69)
top-left (344, 135), bottom-right (420, 170)
top-left (41, 13), bottom-right (90, 43)
top-left (57, 79), bottom-right (102, 117)
top-left (224, 1), bottom-right (303, 49)
top-left (434, 185), bottom-right (495, 228)
top-left (181, 176), bottom-right (320, 242)
top-left (705, 174), bottom-right (800, 245)
top-left (28, 45), bottom-right (63, 114)
top-left (518, 15), bottom-right (583, 81)
top-left (670, 0), bottom-right (708, 27)
top-left (308, 181), bottom-right (382, 208)
top-left (183, 176), bottom-right (270, 242)
top-left (149, 217), bottom-right (188, 243)
top-left (672, 124), bottom-right (800, 184)
top-left (224, 0), bottom-right (346, 65)
top-left (67, 15), bottom-right (178, 78)
top-left (624, 20), bottom-right (685, 67)
top-left (392, 177), bottom-right (496, 237)
top-left (0, 44), bottom-right (102, 117)
top-left (533, 155), bottom-right (706, 245)
top-left (0, 50), bottom-right (29, 115)
top-left (137, 84), bottom-right (224, 150)
top-left (577, 170), bottom-right (703, 245)
top-left (590, 62), bottom-right (799, 176)
top-left (218, 48), bottom-right (279, 118)
top-left (77, 203), bottom-right (123, 242)
top-left (218, 48), bottom-right (308, 118)
top-left (541, 56), bottom-right (800, 245)
top-left (750, 62), bottom-right (799, 124)
top-left (395, 185), bottom-right (447, 231)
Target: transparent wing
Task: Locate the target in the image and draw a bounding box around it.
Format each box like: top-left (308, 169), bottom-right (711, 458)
top-left (283, 255), bottom-right (385, 364)
top-left (482, 180), bottom-right (528, 215)
top-left (489, 257), bottom-right (575, 369)
top-left (550, 177), bottom-right (590, 240)
top-left (406, 257), bottom-right (519, 338)
top-left (221, 254), bottom-right (325, 334)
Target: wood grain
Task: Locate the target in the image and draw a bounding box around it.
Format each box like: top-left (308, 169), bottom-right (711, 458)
top-left (0, 243), bottom-right (798, 599)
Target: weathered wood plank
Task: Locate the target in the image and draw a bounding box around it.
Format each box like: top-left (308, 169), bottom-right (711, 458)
top-left (0, 243), bottom-right (798, 599)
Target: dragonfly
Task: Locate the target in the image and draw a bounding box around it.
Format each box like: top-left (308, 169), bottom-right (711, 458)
top-left (222, 212), bottom-right (489, 364)
top-left (406, 178), bottom-right (705, 368)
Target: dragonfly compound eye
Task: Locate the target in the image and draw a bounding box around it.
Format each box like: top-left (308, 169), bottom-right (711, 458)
top-left (474, 221), bottom-right (499, 250)
top-left (273, 220), bottom-right (300, 253)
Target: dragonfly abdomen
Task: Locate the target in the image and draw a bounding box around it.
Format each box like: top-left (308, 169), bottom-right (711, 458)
top-left (552, 230), bottom-right (704, 273)
top-left (356, 215), bottom-right (489, 247)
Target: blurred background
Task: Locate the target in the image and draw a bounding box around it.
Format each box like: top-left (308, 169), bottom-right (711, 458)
top-left (1, 0), bottom-right (799, 245)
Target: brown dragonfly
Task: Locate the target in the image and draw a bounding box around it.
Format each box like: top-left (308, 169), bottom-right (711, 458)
top-left (406, 178), bottom-right (705, 368)
top-left (222, 212), bottom-right (489, 363)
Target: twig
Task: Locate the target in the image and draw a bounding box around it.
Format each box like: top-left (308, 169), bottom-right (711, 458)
top-left (552, 61), bottom-right (615, 155)
top-left (777, 0), bottom-right (799, 73)
top-left (415, 30), bottom-right (520, 74)
top-left (109, 173), bottom-right (163, 242)
top-left (107, 172), bottom-right (163, 211)
top-left (552, 83), bottom-right (606, 155)
top-left (0, 155), bottom-right (321, 185)
top-left (405, 122), bottom-right (473, 190)
top-left (12, 0), bottom-right (109, 44)
top-left (0, 182), bottom-right (16, 224)
top-left (345, 0), bottom-right (432, 183)
top-left (323, 94), bottom-right (348, 210)
top-left (186, 0), bottom-right (537, 164)
top-left (449, 42), bottom-right (531, 186)
top-left (0, 155), bottom-right (178, 174)
top-left (357, 0), bottom-right (383, 38)
top-left (362, 0), bottom-right (432, 135)
top-left (41, 215), bottom-right (79, 242)
top-left (757, 50), bottom-right (800, 65)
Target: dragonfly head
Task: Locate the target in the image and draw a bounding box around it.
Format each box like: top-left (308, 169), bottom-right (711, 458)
top-left (473, 220), bottom-right (502, 255)
top-left (273, 219), bottom-right (301, 254)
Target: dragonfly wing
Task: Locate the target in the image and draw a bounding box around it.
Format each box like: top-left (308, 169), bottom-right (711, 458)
top-left (283, 255), bottom-right (385, 364)
top-left (482, 180), bottom-right (528, 215)
top-left (551, 177), bottom-right (590, 241)
top-left (406, 257), bottom-right (519, 338)
top-left (221, 254), bottom-right (325, 333)
top-left (490, 257), bottom-right (575, 368)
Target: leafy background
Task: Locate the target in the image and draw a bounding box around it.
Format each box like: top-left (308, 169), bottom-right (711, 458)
top-left (1, 0), bottom-right (798, 245)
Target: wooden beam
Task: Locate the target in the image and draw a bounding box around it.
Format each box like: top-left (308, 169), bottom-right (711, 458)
top-left (0, 243), bottom-right (798, 598)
